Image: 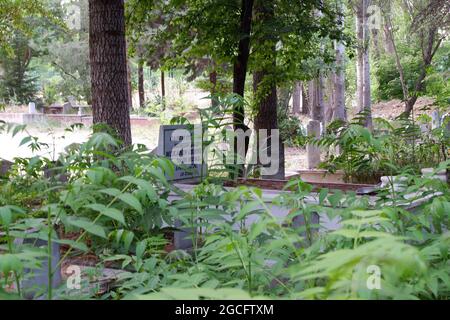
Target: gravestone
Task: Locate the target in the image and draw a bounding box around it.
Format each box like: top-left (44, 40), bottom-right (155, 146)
top-left (62, 102), bottom-right (72, 114)
top-left (14, 234), bottom-right (62, 299)
top-left (157, 125), bottom-right (206, 251)
top-left (306, 120), bottom-right (321, 169)
top-left (28, 102), bottom-right (37, 114)
top-left (156, 125), bottom-right (206, 182)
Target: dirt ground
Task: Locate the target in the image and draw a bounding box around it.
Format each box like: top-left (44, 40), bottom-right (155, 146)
top-left (370, 97), bottom-right (439, 120)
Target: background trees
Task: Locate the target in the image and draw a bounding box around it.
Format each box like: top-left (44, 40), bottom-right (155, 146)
top-left (0, 0), bottom-right (447, 152)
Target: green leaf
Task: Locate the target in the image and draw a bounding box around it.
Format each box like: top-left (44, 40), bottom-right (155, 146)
top-left (19, 136), bottom-right (32, 147)
top-left (119, 176), bottom-right (158, 200)
top-left (85, 204), bottom-right (125, 225)
top-left (67, 218), bottom-right (106, 239)
top-left (0, 206), bottom-right (12, 226)
top-left (99, 188), bottom-right (143, 214)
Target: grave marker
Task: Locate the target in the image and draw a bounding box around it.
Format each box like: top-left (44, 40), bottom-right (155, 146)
top-left (156, 125), bottom-right (206, 182)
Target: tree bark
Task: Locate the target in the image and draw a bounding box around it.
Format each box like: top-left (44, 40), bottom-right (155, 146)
top-left (309, 77), bottom-right (324, 123)
top-left (334, 41), bottom-right (346, 121)
top-left (301, 83), bottom-right (309, 115)
top-left (253, 71), bottom-right (284, 179)
top-left (138, 59), bottom-right (145, 108)
top-left (89, 0), bottom-right (132, 146)
top-left (126, 56), bottom-right (132, 111)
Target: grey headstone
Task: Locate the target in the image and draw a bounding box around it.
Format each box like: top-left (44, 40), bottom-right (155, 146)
top-left (156, 125), bottom-right (207, 182)
top-left (62, 102), bottom-right (72, 114)
top-left (28, 102), bottom-right (37, 114)
top-left (14, 235), bottom-right (62, 300)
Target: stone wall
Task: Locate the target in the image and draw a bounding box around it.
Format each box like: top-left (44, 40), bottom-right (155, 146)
top-left (0, 113), bottom-right (160, 127)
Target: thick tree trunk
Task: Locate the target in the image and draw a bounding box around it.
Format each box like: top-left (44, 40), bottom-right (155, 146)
top-left (253, 72), bottom-right (284, 179)
top-left (138, 60), bottom-right (145, 108)
top-left (253, 1), bottom-right (284, 179)
top-left (127, 58), bottom-right (132, 111)
top-left (355, 0), bottom-right (372, 129)
top-left (232, 0), bottom-right (254, 129)
top-left (89, 0), bottom-right (132, 146)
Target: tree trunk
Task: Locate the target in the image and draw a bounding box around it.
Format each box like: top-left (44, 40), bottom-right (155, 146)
top-left (292, 81), bottom-right (301, 114)
top-left (89, 0), bottom-right (132, 146)
top-left (126, 56), bottom-right (132, 111)
top-left (209, 70), bottom-right (218, 107)
top-left (138, 60), bottom-right (145, 108)
top-left (301, 83), bottom-right (309, 115)
top-left (355, 0), bottom-right (372, 129)
top-left (232, 0), bottom-right (254, 129)
top-left (160, 70), bottom-right (165, 98)
top-left (309, 77), bottom-right (324, 123)
top-left (325, 75), bottom-right (334, 125)
top-left (334, 41), bottom-right (346, 121)
top-left (333, 0), bottom-right (346, 121)
top-left (253, 1), bottom-right (284, 179)
top-left (372, 29), bottom-right (381, 60)
top-left (253, 72), bottom-right (284, 179)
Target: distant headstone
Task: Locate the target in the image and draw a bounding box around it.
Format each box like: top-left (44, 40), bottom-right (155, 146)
top-left (306, 120), bottom-right (321, 169)
top-left (156, 125), bottom-right (206, 182)
top-left (62, 102), bottom-right (72, 114)
top-left (28, 102), bottom-right (37, 114)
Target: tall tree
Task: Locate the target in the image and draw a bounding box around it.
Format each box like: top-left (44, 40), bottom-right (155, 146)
top-left (309, 77), bottom-right (325, 122)
top-left (138, 58), bottom-right (145, 108)
top-left (89, 0), bottom-right (132, 146)
top-left (233, 0), bottom-right (254, 131)
top-left (252, 0), bottom-right (284, 179)
top-left (355, 0), bottom-right (372, 129)
top-left (333, 0), bottom-right (346, 121)
top-left (381, 0), bottom-right (448, 116)
top-left (292, 81), bottom-right (302, 114)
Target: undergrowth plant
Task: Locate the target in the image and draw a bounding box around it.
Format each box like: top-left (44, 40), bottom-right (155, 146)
top-left (0, 119), bottom-right (449, 300)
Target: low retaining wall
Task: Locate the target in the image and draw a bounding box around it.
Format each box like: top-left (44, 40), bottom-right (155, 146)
top-left (0, 113), bottom-right (160, 127)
